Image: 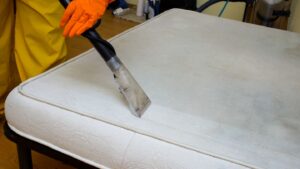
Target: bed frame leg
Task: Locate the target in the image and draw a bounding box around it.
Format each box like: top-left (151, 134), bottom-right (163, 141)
top-left (17, 143), bottom-right (33, 169)
top-left (4, 122), bottom-right (97, 169)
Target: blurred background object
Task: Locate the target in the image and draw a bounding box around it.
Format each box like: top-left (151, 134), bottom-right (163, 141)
top-left (125, 0), bottom-right (299, 32)
top-left (160, 0), bottom-right (197, 13)
top-left (197, 0), bottom-right (254, 21)
top-left (196, 0), bottom-right (292, 29)
top-left (254, 0), bottom-right (291, 27)
top-left (109, 0), bottom-right (130, 16)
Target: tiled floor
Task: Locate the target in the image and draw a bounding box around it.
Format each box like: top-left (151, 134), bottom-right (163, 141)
top-left (0, 10), bottom-right (138, 169)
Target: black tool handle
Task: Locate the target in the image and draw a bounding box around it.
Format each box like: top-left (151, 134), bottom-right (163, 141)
top-left (59, 0), bottom-right (70, 8)
top-left (59, 0), bottom-right (116, 62)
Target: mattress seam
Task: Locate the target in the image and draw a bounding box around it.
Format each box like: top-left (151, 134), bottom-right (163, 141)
top-left (18, 9), bottom-right (178, 91)
top-left (120, 133), bottom-right (136, 169)
top-left (15, 89), bottom-right (260, 169)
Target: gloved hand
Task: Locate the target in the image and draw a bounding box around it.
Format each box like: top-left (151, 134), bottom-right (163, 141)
top-left (60, 0), bottom-right (112, 37)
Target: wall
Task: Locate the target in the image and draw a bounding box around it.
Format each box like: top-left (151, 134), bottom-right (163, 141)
top-left (127, 0), bottom-right (245, 20)
top-left (289, 0), bottom-right (300, 33)
top-left (197, 0), bottom-right (245, 21)
top-left (126, 0), bottom-right (138, 4)
top-left (127, 0), bottom-right (300, 33)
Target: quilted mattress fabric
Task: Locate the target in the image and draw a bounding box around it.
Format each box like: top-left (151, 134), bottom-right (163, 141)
top-left (5, 9), bottom-right (300, 169)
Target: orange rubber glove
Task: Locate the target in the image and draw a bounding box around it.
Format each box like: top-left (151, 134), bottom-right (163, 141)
top-left (60, 0), bottom-right (112, 38)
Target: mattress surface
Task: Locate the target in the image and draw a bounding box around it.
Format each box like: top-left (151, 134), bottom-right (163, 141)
top-left (5, 9), bottom-right (300, 169)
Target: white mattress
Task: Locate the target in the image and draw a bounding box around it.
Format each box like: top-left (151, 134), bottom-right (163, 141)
top-left (5, 9), bottom-right (300, 169)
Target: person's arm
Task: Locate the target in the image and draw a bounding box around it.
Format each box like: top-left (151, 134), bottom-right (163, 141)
top-left (60, 0), bottom-right (113, 38)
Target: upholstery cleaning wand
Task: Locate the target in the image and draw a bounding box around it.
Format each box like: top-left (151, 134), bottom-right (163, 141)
top-left (59, 0), bottom-right (151, 117)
